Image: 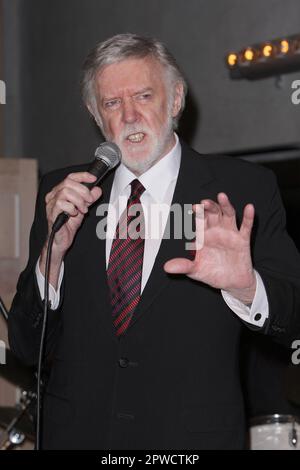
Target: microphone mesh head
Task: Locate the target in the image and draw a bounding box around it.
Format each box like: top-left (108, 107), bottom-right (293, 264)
top-left (95, 142), bottom-right (121, 168)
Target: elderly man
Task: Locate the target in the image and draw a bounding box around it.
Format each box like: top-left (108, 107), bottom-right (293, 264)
top-left (9, 33), bottom-right (300, 449)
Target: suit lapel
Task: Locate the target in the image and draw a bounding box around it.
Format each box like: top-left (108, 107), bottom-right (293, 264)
top-left (81, 170), bottom-right (119, 341)
top-left (127, 143), bottom-right (217, 332)
top-left (80, 144), bottom-right (219, 338)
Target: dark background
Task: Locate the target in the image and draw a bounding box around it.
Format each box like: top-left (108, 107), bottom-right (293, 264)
top-left (1, 0), bottom-right (300, 421)
top-left (1, 0), bottom-right (300, 174)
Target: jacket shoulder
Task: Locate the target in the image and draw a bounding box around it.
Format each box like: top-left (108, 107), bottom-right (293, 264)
top-left (183, 143), bottom-right (276, 186)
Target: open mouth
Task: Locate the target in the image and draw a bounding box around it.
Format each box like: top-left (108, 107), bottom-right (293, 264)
top-left (126, 132), bottom-right (146, 143)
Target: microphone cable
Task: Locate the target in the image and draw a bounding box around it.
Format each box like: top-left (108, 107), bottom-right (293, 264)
top-left (35, 227), bottom-right (55, 450)
top-left (34, 141), bottom-right (121, 450)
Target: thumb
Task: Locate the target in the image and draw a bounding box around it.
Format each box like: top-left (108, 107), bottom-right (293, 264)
top-left (164, 258), bottom-right (194, 275)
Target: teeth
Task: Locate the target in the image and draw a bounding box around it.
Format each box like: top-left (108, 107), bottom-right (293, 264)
top-left (127, 132), bottom-right (145, 143)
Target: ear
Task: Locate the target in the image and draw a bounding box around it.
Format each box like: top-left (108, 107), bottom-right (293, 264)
top-left (172, 82), bottom-right (184, 118)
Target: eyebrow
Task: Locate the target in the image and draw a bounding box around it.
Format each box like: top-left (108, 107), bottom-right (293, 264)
top-left (133, 87), bottom-right (154, 95)
top-left (101, 87), bottom-right (154, 104)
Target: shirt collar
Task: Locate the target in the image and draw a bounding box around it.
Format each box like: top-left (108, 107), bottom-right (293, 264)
top-left (110, 133), bottom-right (181, 204)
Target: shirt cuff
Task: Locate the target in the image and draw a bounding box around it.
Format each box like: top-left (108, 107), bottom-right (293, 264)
top-left (35, 256), bottom-right (64, 310)
top-left (221, 270), bottom-right (269, 328)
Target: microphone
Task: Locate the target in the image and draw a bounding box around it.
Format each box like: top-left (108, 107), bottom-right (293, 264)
top-left (52, 141), bottom-right (121, 233)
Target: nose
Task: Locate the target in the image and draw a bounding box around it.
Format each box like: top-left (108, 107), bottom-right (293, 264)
top-left (122, 99), bottom-right (138, 124)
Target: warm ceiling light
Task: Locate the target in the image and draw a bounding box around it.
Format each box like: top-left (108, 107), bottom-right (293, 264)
top-left (227, 53), bottom-right (238, 66)
top-left (262, 44), bottom-right (273, 57)
top-left (226, 33), bottom-right (300, 80)
top-left (244, 48), bottom-right (254, 61)
top-left (280, 40), bottom-right (289, 54)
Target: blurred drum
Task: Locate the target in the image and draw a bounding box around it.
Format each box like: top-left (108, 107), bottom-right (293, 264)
top-left (0, 424), bottom-right (34, 450)
top-left (0, 404), bottom-right (35, 450)
top-left (250, 414), bottom-right (300, 450)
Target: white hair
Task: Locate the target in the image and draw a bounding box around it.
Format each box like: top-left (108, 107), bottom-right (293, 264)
top-left (80, 33), bottom-right (188, 129)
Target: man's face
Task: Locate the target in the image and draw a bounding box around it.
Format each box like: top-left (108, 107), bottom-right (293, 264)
top-left (93, 56), bottom-right (182, 175)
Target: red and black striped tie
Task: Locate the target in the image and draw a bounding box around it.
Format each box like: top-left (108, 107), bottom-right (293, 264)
top-left (107, 179), bottom-right (145, 336)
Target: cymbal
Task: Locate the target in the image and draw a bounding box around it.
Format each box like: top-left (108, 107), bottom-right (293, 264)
top-left (0, 407), bottom-right (35, 441)
top-left (0, 349), bottom-right (35, 390)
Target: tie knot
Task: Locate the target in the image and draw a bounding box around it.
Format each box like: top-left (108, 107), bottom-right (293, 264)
top-left (130, 179), bottom-right (145, 200)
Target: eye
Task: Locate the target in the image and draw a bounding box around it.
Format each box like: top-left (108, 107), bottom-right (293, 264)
top-left (136, 92), bottom-right (152, 101)
top-left (104, 99), bottom-right (120, 109)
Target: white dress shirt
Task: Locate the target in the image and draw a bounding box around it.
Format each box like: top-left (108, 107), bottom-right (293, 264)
top-left (36, 134), bottom-right (269, 327)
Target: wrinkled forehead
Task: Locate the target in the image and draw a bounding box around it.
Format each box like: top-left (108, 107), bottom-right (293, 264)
top-left (94, 56), bottom-right (168, 97)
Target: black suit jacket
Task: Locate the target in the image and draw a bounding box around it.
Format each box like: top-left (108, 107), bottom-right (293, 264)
top-left (8, 142), bottom-right (300, 449)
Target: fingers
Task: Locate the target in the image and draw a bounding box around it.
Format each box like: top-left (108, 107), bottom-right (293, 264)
top-left (45, 172), bottom-right (102, 222)
top-left (164, 258), bottom-right (195, 275)
top-left (55, 188), bottom-right (91, 214)
top-left (200, 193), bottom-right (233, 211)
top-left (216, 193), bottom-right (237, 230)
top-left (191, 204), bottom-right (205, 250)
top-left (240, 203), bottom-right (255, 239)
top-left (46, 172), bottom-right (97, 204)
top-left (199, 193), bottom-right (237, 228)
top-left (196, 193), bottom-right (253, 236)
top-left (90, 186), bottom-right (102, 202)
top-left (217, 193), bottom-right (235, 218)
top-left (199, 199), bottom-right (221, 228)
top-left (47, 198), bottom-right (81, 221)
top-left (67, 172), bottom-right (98, 183)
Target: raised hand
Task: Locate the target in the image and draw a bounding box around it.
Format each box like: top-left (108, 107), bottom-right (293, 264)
top-left (164, 193), bottom-right (256, 304)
